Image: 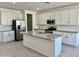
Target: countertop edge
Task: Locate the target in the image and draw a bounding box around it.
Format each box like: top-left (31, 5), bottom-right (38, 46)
top-left (0, 30), bottom-right (14, 32)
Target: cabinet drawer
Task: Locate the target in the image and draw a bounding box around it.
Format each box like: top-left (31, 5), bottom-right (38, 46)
top-left (9, 31), bottom-right (14, 41)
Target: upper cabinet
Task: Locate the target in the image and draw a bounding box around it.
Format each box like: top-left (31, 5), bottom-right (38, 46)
top-left (37, 8), bottom-right (79, 25)
top-left (55, 11), bottom-right (61, 25)
top-left (0, 9), bottom-right (23, 25)
top-left (38, 12), bottom-right (56, 24)
top-left (1, 11), bottom-right (10, 25)
top-left (12, 11), bottom-right (23, 19)
top-left (46, 12), bottom-right (56, 20)
top-left (61, 9), bottom-right (70, 25)
top-left (77, 8), bottom-right (79, 25)
top-left (70, 8), bottom-right (78, 25)
top-left (38, 13), bottom-right (47, 24)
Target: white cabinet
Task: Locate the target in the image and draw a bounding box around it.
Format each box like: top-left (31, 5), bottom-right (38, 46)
top-left (61, 9), bottom-right (70, 25)
top-left (55, 11), bottom-right (62, 25)
top-left (0, 10), bottom-right (23, 25)
top-left (67, 33), bottom-right (76, 45)
top-left (12, 11), bottom-right (23, 19)
top-left (62, 33), bottom-right (79, 47)
top-left (70, 8), bottom-right (78, 25)
top-left (3, 31), bottom-right (10, 42)
top-left (0, 32), bottom-right (2, 42)
top-left (38, 8), bottom-right (79, 25)
top-left (2, 31), bottom-right (14, 42)
top-left (38, 14), bottom-right (47, 24)
top-left (1, 11), bottom-right (10, 25)
top-left (53, 31), bottom-right (79, 47)
top-left (62, 33), bottom-right (69, 44)
top-left (18, 12), bottom-right (23, 19)
top-left (77, 8), bottom-right (79, 25)
top-left (47, 12), bottom-right (56, 19)
top-left (9, 31), bottom-right (14, 41)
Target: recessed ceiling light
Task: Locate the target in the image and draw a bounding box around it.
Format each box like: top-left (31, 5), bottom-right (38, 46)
top-left (12, 2), bottom-right (16, 4)
top-left (36, 8), bottom-right (40, 10)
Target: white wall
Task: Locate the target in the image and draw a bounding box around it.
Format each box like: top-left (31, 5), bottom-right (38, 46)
top-left (24, 10), bottom-right (37, 33)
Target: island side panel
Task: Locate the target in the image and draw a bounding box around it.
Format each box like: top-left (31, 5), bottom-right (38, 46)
top-left (54, 37), bottom-right (62, 57)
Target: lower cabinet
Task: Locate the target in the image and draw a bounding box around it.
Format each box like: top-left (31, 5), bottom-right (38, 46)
top-left (62, 33), bottom-right (79, 47)
top-left (2, 31), bottom-right (14, 42)
top-left (0, 32), bottom-right (2, 42)
top-left (53, 31), bottom-right (79, 47)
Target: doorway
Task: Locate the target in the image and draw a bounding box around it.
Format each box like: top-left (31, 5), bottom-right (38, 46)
top-left (27, 14), bottom-right (33, 31)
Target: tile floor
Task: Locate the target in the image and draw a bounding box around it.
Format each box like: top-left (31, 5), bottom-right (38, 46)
top-left (0, 41), bottom-right (79, 57)
top-left (0, 41), bottom-right (43, 57)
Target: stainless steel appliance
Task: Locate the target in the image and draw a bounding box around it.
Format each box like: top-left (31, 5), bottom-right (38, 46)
top-left (12, 19), bottom-right (26, 41)
top-left (47, 19), bottom-right (55, 24)
top-left (45, 26), bottom-right (56, 33)
top-left (46, 18), bottom-right (56, 33)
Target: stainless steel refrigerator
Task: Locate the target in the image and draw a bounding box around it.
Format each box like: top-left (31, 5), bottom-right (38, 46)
top-left (12, 19), bottom-right (26, 41)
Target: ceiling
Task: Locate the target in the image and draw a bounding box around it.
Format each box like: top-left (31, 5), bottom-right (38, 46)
top-left (0, 2), bottom-right (78, 11)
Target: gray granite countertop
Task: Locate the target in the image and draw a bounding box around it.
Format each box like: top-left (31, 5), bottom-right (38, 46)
top-left (56, 30), bottom-right (79, 33)
top-left (0, 30), bottom-right (13, 32)
top-left (34, 28), bottom-right (79, 33)
top-left (21, 31), bottom-right (62, 41)
top-left (33, 28), bottom-right (79, 33)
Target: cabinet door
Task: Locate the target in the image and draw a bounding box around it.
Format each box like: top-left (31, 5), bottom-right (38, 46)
top-left (62, 33), bottom-right (68, 44)
top-left (55, 11), bottom-right (62, 25)
top-left (7, 12), bottom-right (13, 25)
top-left (62, 33), bottom-right (77, 47)
top-left (47, 12), bottom-right (56, 19)
top-left (67, 33), bottom-right (76, 45)
top-left (1, 11), bottom-right (10, 25)
top-left (9, 31), bottom-right (14, 41)
top-left (46, 13), bottom-right (51, 19)
top-left (70, 8), bottom-right (78, 25)
top-left (0, 32), bottom-right (2, 42)
top-left (61, 9), bottom-right (70, 25)
top-left (39, 14), bottom-right (47, 24)
top-left (77, 8), bottom-right (79, 25)
top-left (3, 32), bottom-right (10, 42)
top-left (18, 12), bottom-right (23, 19)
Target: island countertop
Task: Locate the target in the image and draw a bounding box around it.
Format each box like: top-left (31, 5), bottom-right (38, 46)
top-left (21, 31), bottom-right (62, 41)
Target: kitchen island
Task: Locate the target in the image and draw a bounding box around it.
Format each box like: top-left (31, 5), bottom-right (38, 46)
top-left (22, 31), bottom-right (62, 57)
